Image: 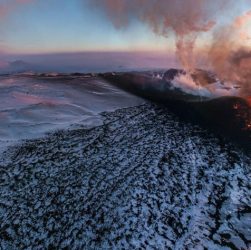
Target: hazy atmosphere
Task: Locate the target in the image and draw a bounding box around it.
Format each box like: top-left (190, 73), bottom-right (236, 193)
top-left (0, 1), bottom-right (250, 249)
top-left (0, 0), bottom-right (251, 75)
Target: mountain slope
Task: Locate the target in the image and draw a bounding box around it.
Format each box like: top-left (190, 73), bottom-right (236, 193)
top-left (0, 103), bottom-right (250, 249)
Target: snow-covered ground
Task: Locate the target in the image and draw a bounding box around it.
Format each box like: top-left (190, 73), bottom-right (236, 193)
top-left (0, 74), bottom-right (144, 154)
top-left (0, 103), bottom-right (250, 249)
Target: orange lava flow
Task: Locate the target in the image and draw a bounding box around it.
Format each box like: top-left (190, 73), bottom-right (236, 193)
top-left (245, 97), bottom-right (251, 129)
top-left (232, 97), bottom-right (251, 131)
top-left (246, 96), bottom-right (251, 107)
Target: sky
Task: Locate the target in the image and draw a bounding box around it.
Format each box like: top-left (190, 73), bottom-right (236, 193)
top-left (0, 0), bottom-right (251, 72)
top-left (0, 0), bottom-right (170, 54)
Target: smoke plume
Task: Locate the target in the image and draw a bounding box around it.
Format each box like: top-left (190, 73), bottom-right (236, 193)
top-left (90, 0), bottom-right (231, 71)
top-left (91, 0), bottom-right (251, 95)
top-left (209, 10), bottom-right (251, 96)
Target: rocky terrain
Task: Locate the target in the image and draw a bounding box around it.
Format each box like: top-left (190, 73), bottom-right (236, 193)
top-left (0, 103), bottom-right (250, 249)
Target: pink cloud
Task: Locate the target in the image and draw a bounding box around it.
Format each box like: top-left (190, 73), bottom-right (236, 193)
top-left (0, 0), bottom-right (35, 19)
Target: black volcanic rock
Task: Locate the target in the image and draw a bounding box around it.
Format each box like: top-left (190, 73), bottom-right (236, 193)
top-left (163, 68), bottom-right (185, 81)
top-left (101, 72), bottom-right (250, 148)
top-left (101, 72), bottom-right (203, 102)
top-left (186, 96), bottom-right (251, 148)
top-left (0, 103), bottom-right (250, 249)
top-left (70, 72), bottom-right (84, 76)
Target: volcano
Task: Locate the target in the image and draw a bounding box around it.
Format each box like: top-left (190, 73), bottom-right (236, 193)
top-left (101, 70), bottom-right (251, 150)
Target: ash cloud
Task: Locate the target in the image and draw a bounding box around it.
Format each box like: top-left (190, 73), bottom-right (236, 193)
top-left (90, 0), bottom-right (251, 95)
top-left (90, 0), bottom-right (231, 71)
top-left (209, 10), bottom-right (251, 96)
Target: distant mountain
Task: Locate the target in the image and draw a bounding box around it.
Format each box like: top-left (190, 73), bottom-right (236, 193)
top-left (0, 60), bottom-right (32, 74)
top-left (9, 60), bottom-right (33, 72)
top-left (9, 60), bottom-right (29, 68)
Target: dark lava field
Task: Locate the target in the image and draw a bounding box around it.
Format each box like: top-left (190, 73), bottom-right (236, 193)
top-left (0, 103), bottom-right (250, 249)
